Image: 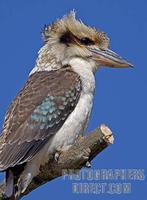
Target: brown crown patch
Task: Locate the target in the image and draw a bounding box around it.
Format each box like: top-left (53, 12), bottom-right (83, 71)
top-left (42, 11), bottom-right (110, 49)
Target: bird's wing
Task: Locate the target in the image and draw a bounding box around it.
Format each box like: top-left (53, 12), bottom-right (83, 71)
top-left (0, 68), bottom-right (82, 170)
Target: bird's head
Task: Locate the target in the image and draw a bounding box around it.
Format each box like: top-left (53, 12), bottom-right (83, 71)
top-left (41, 11), bottom-right (132, 71)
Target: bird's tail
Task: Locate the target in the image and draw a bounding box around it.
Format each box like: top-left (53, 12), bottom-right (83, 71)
top-left (5, 169), bottom-right (15, 199)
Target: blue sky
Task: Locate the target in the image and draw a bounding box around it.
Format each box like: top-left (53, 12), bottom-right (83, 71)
top-left (0, 0), bottom-right (146, 199)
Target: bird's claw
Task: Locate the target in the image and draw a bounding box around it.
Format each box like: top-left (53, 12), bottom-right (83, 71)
top-left (54, 152), bottom-right (60, 162)
top-left (85, 161), bottom-right (91, 168)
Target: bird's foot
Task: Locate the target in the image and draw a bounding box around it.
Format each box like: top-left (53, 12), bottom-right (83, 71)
top-left (85, 161), bottom-right (91, 168)
top-left (81, 147), bottom-right (91, 160)
top-left (54, 145), bottom-right (72, 162)
top-left (80, 147), bottom-right (91, 168)
top-left (54, 152), bottom-right (60, 162)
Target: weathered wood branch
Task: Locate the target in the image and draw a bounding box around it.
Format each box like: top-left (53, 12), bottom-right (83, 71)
top-left (0, 124), bottom-right (114, 199)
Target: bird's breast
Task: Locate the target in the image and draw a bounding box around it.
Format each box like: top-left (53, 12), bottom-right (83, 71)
top-left (47, 58), bottom-right (96, 152)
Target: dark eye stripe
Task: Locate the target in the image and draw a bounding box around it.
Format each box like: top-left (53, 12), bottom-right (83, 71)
top-left (60, 32), bottom-right (72, 44)
top-left (60, 31), bottom-right (95, 46)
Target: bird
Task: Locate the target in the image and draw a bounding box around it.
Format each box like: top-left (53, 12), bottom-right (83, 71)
top-left (0, 11), bottom-right (132, 199)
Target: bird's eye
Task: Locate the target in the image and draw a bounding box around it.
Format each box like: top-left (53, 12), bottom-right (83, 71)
top-left (80, 37), bottom-right (94, 45)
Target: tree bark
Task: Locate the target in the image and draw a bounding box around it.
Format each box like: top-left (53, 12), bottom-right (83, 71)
top-left (0, 124), bottom-right (114, 200)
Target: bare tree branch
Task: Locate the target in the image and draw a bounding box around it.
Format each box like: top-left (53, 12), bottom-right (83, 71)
top-left (0, 124), bottom-right (114, 199)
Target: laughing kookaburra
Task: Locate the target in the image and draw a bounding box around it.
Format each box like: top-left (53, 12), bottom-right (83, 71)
top-left (0, 11), bottom-right (132, 199)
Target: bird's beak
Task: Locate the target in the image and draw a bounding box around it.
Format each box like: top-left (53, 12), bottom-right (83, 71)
top-left (88, 47), bottom-right (133, 68)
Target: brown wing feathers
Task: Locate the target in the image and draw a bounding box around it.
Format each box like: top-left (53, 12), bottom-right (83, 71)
top-left (0, 68), bottom-right (81, 170)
